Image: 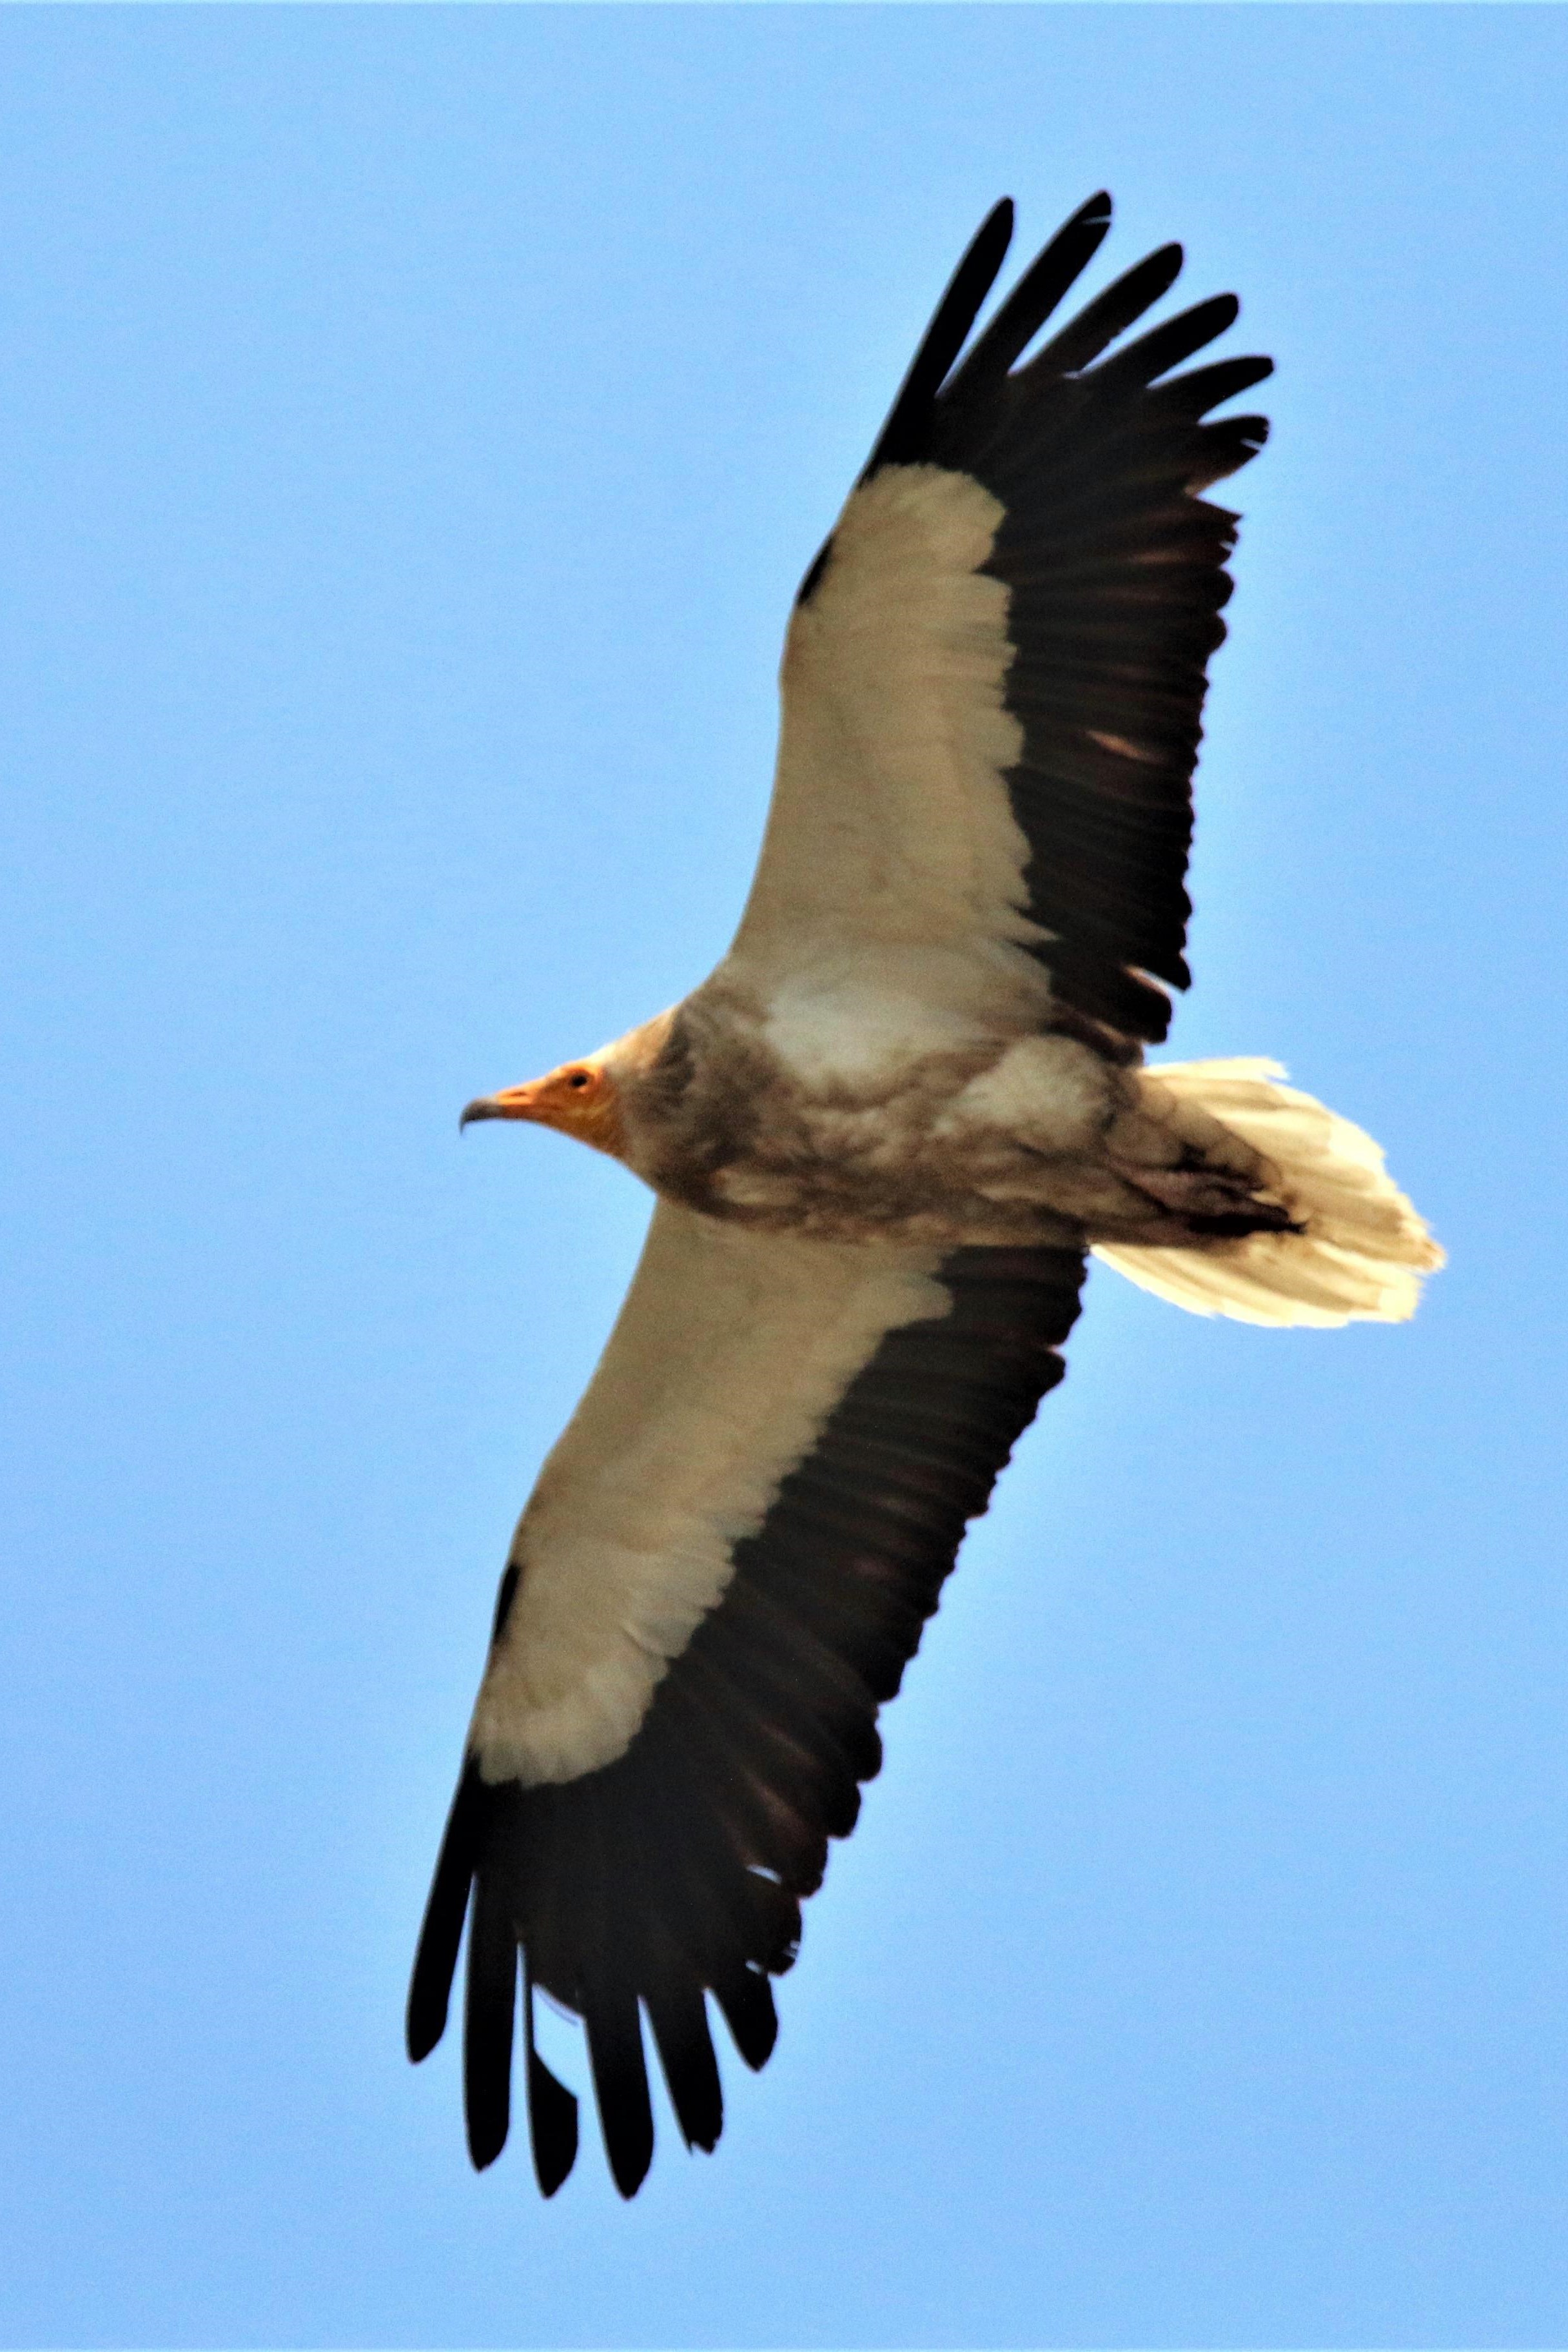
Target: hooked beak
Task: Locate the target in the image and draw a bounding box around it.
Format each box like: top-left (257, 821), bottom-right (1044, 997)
top-left (459, 1084), bottom-right (540, 1132)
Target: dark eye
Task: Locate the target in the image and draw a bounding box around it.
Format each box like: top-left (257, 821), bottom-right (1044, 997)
top-left (567, 1070), bottom-right (592, 1090)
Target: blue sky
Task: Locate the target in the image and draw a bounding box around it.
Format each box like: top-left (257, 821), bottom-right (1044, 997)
top-left (3, 6), bottom-right (1566, 2346)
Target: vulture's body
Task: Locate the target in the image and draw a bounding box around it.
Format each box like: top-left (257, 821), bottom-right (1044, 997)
top-left (408, 195), bottom-right (1442, 2198)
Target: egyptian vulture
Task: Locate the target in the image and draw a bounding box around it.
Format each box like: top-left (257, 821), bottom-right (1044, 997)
top-left (407, 193), bottom-right (1441, 2199)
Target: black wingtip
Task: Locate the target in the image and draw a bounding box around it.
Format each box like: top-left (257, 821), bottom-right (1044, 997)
top-left (406, 1993), bottom-right (446, 2068)
top-left (1188, 411), bottom-right (1271, 490)
top-left (1030, 241), bottom-right (1185, 379)
top-left (985, 193), bottom-right (1016, 242)
top-left (527, 2049), bottom-right (580, 2197)
top-left (941, 190), bottom-right (1117, 407)
top-left (586, 1992), bottom-right (655, 2200)
top-left (466, 2104), bottom-right (510, 2172)
top-left (647, 1982), bottom-right (725, 2155)
top-left (406, 1948), bottom-right (449, 2064)
top-left (462, 1876), bottom-right (517, 2171)
top-left (524, 1963), bottom-right (580, 2196)
top-left (714, 1965), bottom-right (778, 2071)
top-left (860, 196), bottom-right (1017, 480)
top-left (406, 1764), bottom-right (488, 2064)
top-left (798, 195), bottom-right (1022, 606)
top-left (609, 2131), bottom-right (653, 2200)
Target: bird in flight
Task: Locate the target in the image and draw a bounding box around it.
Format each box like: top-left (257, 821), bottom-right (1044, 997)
top-left (406, 193), bottom-right (1441, 2199)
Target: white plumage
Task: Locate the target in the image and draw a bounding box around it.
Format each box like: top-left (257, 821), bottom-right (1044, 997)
top-left (1095, 1060), bottom-right (1442, 1325)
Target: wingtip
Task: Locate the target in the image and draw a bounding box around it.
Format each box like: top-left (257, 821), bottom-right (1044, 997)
top-left (586, 1999), bottom-right (656, 2200)
top-left (462, 1877), bottom-right (518, 2173)
top-left (859, 195), bottom-right (1022, 479)
top-left (528, 2050), bottom-right (581, 2197)
top-left (965, 197), bottom-right (1016, 288)
top-left (524, 1966), bottom-right (582, 2196)
top-left (609, 2136), bottom-right (654, 2201)
top-left (715, 1966), bottom-right (778, 2071)
top-left (406, 1991), bottom-right (447, 2066)
top-left (466, 2117), bottom-right (509, 2172)
top-left (406, 1761), bottom-right (487, 2070)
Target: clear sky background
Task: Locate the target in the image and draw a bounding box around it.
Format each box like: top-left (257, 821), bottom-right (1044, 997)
top-left (3, 6), bottom-right (1566, 2347)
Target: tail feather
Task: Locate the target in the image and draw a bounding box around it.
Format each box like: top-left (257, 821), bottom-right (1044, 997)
top-left (1093, 1059), bottom-right (1444, 1328)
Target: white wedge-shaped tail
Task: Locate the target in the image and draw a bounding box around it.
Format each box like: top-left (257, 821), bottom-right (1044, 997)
top-left (1094, 1058), bottom-right (1444, 1327)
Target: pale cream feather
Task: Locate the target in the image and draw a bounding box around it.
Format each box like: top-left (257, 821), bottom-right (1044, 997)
top-left (1093, 1058), bottom-right (1444, 1326)
top-left (720, 464), bottom-right (1054, 1042)
top-left (470, 1201), bottom-right (948, 1785)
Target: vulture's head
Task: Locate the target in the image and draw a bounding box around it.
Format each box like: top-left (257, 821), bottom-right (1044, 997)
top-left (461, 1010), bottom-right (682, 1163)
top-left (460, 1051), bottom-right (626, 1160)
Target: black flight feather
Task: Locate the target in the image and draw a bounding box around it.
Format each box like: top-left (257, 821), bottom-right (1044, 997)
top-left (524, 1959), bottom-right (579, 2197)
top-left (462, 1870), bottom-right (516, 2170)
top-left (860, 197), bottom-right (1015, 479)
top-left (406, 1764), bottom-right (486, 2064)
top-left (942, 191), bottom-right (1113, 406)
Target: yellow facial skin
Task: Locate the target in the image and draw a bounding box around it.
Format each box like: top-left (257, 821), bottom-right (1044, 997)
top-left (460, 1060), bottom-right (627, 1160)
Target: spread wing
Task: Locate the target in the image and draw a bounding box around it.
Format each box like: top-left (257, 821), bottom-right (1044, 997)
top-left (728, 193), bottom-right (1271, 1049)
top-left (408, 1202), bottom-right (1085, 2196)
